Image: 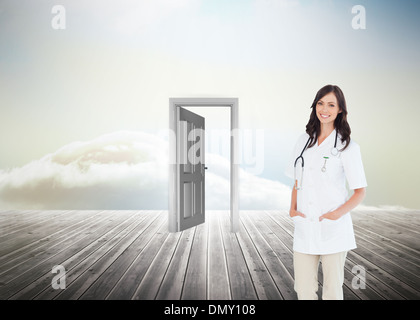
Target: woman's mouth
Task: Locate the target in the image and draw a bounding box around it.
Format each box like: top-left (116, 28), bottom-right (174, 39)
top-left (320, 114), bottom-right (330, 119)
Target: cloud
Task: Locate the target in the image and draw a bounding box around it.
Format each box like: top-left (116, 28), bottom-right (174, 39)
top-left (205, 153), bottom-right (292, 210)
top-left (0, 131), bottom-right (291, 210)
top-left (0, 131), bottom-right (168, 209)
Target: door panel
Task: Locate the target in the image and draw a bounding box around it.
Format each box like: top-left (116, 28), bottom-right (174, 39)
top-left (177, 107), bottom-right (205, 231)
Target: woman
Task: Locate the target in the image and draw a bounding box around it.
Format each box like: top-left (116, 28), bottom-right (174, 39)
top-left (285, 85), bottom-right (367, 300)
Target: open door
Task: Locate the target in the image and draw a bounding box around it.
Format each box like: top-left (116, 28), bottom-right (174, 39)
top-left (177, 107), bottom-right (206, 231)
top-left (169, 98), bottom-right (238, 233)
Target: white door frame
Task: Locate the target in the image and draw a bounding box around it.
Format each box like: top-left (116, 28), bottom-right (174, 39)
top-left (169, 98), bottom-right (239, 233)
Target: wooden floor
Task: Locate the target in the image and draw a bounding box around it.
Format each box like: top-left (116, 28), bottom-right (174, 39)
top-left (0, 209), bottom-right (419, 300)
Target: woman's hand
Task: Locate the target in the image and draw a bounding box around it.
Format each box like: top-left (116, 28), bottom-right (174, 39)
top-left (319, 210), bottom-right (342, 221)
top-left (319, 188), bottom-right (366, 222)
top-left (289, 209), bottom-right (306, 219)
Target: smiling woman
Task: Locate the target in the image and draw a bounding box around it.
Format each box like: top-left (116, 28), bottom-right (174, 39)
top-left (286, 84), bottom-right (367, 300)
top-left (305, 85), bottom-right (351, 152)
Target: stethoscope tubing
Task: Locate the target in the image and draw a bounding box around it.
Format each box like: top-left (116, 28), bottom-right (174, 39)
top-left (294, 130), bottom-right (339, 170)
top-left (294, 137), bottom-right (311, 169)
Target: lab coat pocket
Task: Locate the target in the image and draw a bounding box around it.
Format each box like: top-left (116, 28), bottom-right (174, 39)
top-left (292, 218), bottom-right (308, 241)
top-left (320, 218), bottom-right (344, 242)
top-left (322, 156), bottom-right (343, 182)
top-left (291, 215), bottom-right (305, 222)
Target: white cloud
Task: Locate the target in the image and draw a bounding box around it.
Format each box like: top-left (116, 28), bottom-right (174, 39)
top-left (0, 131), bottom-right (291, 210)
top-left (204, 153), bottom-right (291, 210)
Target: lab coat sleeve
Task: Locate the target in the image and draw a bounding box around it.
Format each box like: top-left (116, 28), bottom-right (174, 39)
top-left (341, 141), bottom-right (368, 190)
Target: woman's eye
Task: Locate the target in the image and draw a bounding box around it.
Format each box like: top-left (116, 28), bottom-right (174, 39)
top-left (329, 104), bottom-right (335, 107)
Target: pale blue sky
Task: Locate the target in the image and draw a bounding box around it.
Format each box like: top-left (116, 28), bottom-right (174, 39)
top-left (1, 0), bottom-right (419, 209)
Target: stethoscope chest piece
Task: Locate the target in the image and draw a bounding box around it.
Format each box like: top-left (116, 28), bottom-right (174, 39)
top-left (294, 131), bottom-right (340, 187)
top-left (331, 147), bottom-right (339, 156)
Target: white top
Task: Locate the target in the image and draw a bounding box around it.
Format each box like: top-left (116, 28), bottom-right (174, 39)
top-left (285, 129), bottom-right (367, 255)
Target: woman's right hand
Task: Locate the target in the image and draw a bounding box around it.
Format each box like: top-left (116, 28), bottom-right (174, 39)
top-left (289, 209), bottom-right (306, 219)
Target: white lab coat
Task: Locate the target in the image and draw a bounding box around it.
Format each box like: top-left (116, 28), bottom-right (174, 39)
top-left (285, 129), bottom-right (367, 255)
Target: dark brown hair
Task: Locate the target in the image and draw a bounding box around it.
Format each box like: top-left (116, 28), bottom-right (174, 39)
top-left (305, 84), bottom-right (351, 151)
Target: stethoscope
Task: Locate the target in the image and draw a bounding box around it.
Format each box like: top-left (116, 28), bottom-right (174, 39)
top-left (294, 130), bottom-right (339, 190)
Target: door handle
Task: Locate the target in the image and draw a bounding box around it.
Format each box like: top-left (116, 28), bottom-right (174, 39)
top-left (201, 165), bottom-right (208, 175)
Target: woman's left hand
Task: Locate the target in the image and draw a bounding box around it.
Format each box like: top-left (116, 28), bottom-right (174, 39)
top-left (319, 210), bottom-right (342, 221)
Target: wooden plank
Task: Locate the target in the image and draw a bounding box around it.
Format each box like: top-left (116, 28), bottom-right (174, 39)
top-left (9, 211), bottom-right (140, 300)
top-left (132, 230), bottom-right (182, 300)
top-left (351, 232), bottom-right (420, 290)
top-left (155, 227), bottom-right (195, 300)
top-left (79, 212), bottom-right (166, 299)
top-left (2, 211), bottom-right (140, 300)
top-left (0, 210), bottom-right (418, 300)
top-left (207, 211), bottom-right (231, 300)
top-left (0, 210), bottom-right (121, 288)
top-left (0, 210), bottom-right (86, 241)
top-left (352, 215), bottom-right (420, 266)
top-left (353, 224), bottom-right (420, 267)
top-left (343, 257), bottom-right (385, 300)
top-left (106, 220), bottom-right (170, 300)
top-left (0, 210), bottom-right (66, 229)
top-left (0, 210), bottom-right (112, 276)
top-left (181, 220), bottom-right (208, 300)
top-left (54, 211), bottom-right (159, 300)
top-left (355, 209), bottom-right (420, 229)
top-left (355, 209), bottom-right (420, 236)
top-left (258, 211), bottom-right (294, 274)
top-left (0, 210), bottom-right (32, 222)
top-left (235, 216), bottom-right (283, 300)
top-left (0, 210), bottom-right (106, 268)
top-left (352, 210), bottom-right (419, 251)
top-left (346, 251), bottom-right (407, 300)
top-left (32, 211), bottom-right (147, 300)
top-left (219, 211), bottom-right (257, 300)
top-left (0, 210), bottom-right (92, 256)
top-left (351, 214), bottom-right (420, 300)
top-left (240, 211), bottom-right (296, 300)
top-left (264, 210), bottom-right (294, 247)
top-left (0, 210), bottom-right (63, 234)
top-left (346, 241), bottom-right (420, 299)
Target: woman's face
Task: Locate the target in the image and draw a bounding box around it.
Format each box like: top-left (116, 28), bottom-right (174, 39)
top-left (315, 92), bottom-right (342, 126)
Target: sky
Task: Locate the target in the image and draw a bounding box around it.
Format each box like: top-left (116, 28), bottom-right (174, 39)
top-left (1, 0), bottom-right (419, 210)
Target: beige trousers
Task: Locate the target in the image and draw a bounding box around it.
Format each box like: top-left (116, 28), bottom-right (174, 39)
top-left (293, 251), bottom-right (347, 300)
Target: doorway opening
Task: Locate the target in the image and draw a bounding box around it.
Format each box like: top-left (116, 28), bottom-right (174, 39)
top-left (168, 98), bottom-right (239, 233)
